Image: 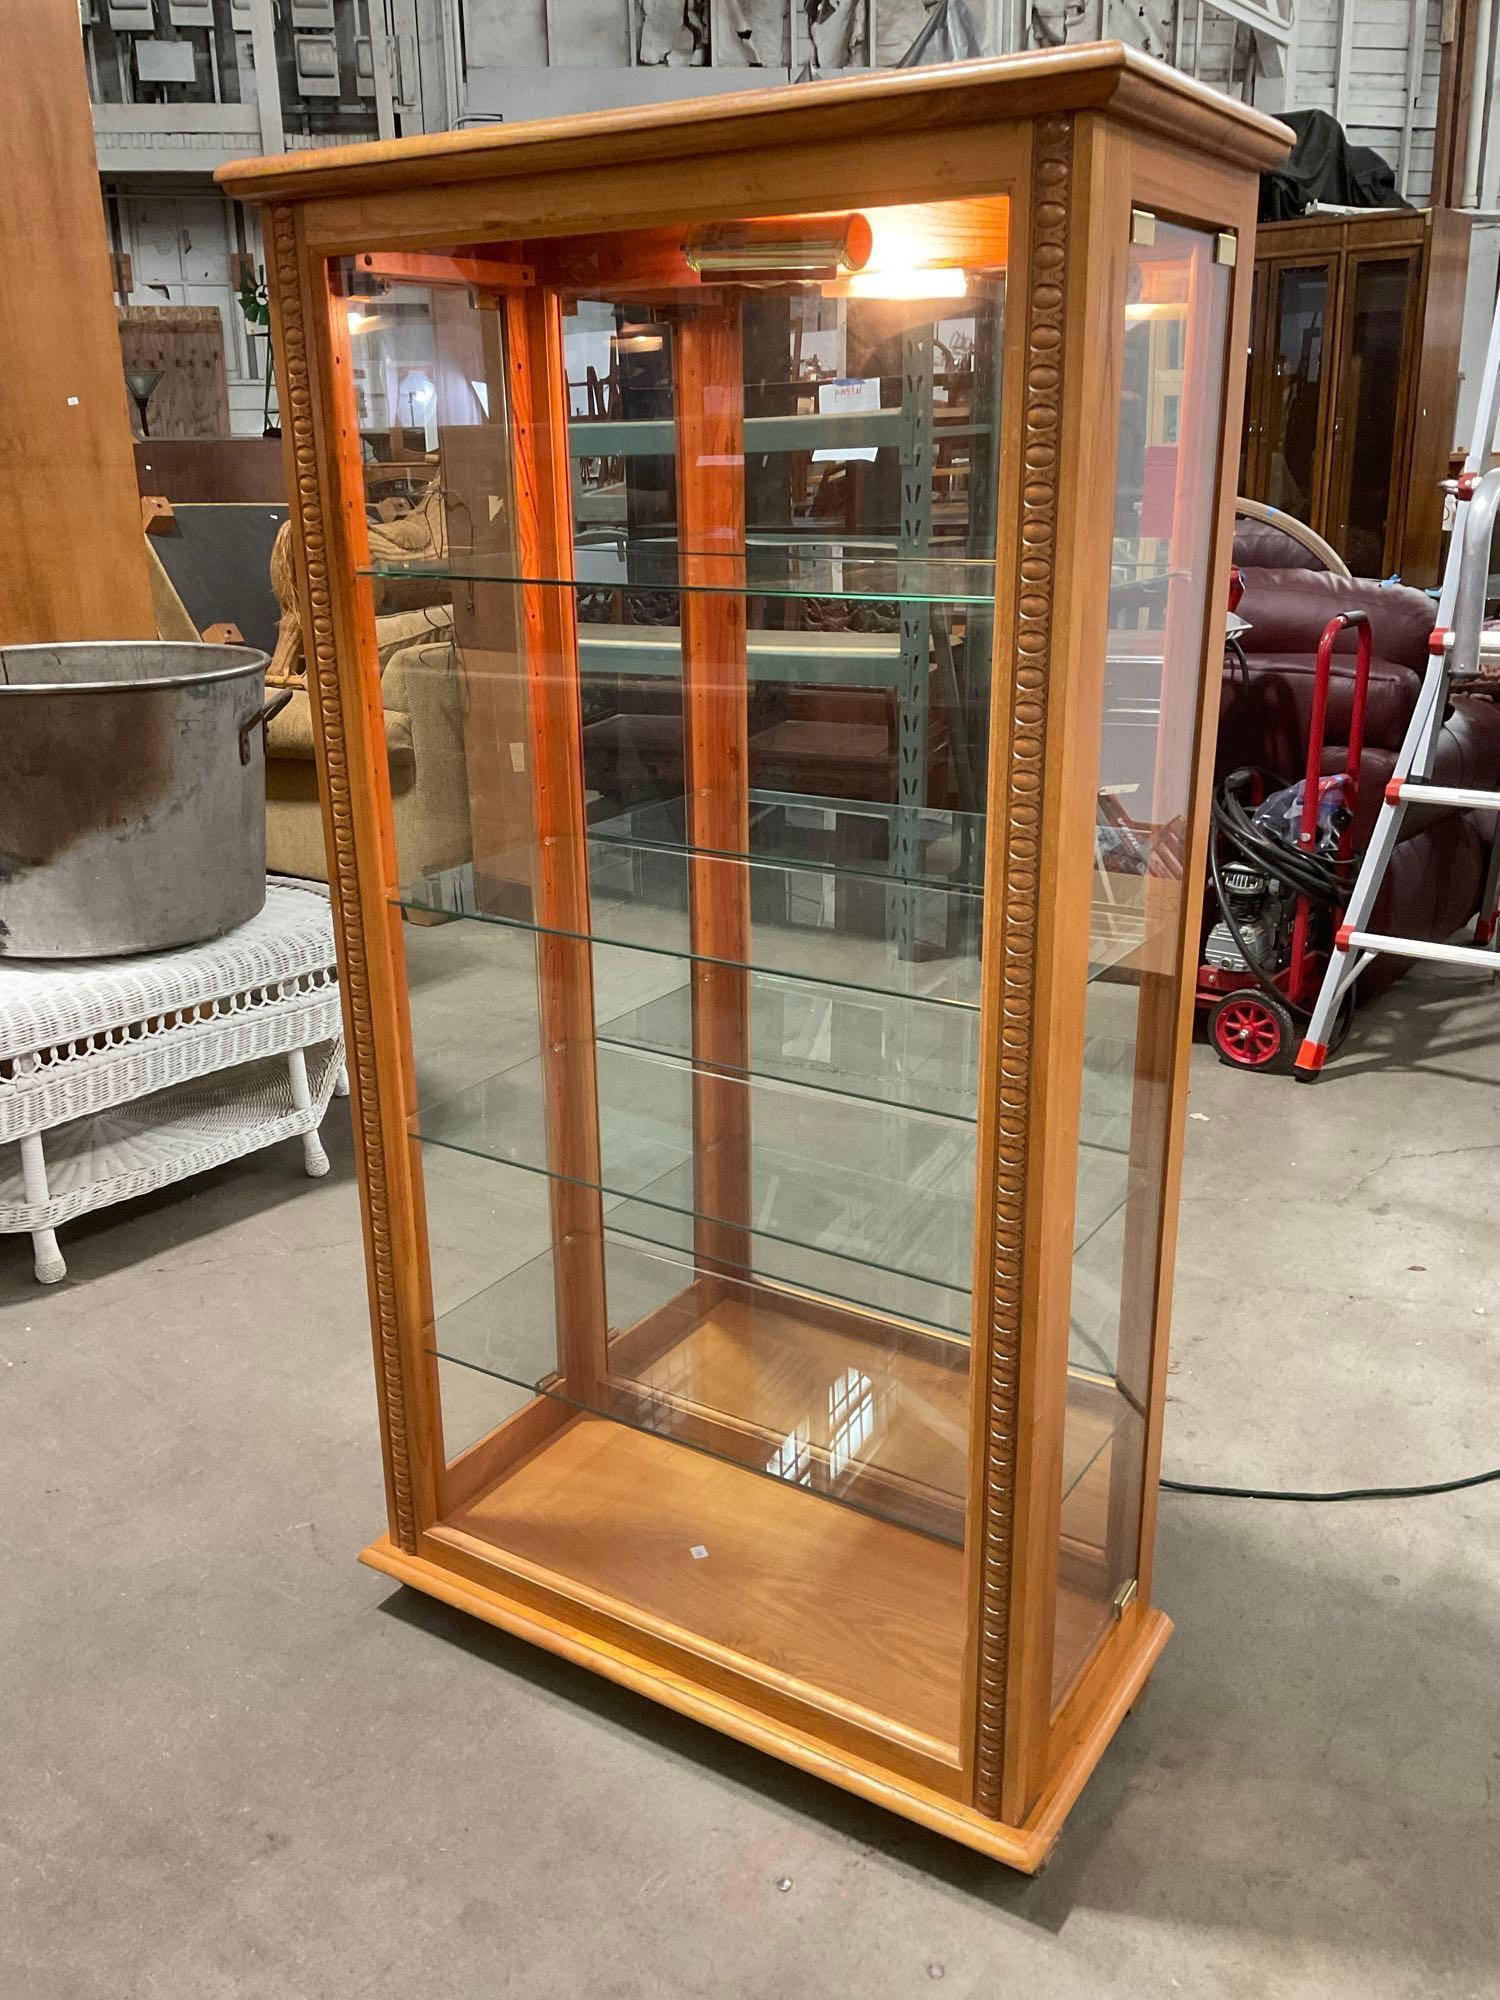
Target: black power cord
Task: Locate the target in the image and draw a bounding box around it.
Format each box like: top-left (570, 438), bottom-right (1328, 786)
top-left (1212, 768), bottom-right (1355, 906)
top-left (1162, 1465), bottom-right (1500, 1502)
top-left (1190, 768), bottom-right (1496, 1504)
top-left (1207, 766), bottom-right (1359, 1023)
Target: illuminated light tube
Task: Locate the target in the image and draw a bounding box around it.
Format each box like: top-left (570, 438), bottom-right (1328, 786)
top-left (684, 214), bottom-right (873, 279)
top-left (839, 266), bottom-right (969, 302)
top-left (613, 327), bottom-right (665, 353)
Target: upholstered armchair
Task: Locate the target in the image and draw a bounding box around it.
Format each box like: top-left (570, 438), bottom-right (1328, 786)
top-left (263, 518), bottom-right (471, 885)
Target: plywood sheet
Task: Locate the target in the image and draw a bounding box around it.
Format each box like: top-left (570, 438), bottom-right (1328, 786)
top-left (119, 306), bottom-right (231, 440)
top-left (0, 6), bottom-right (153, 642)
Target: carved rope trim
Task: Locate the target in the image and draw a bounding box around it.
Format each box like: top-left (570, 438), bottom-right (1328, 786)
top-left (972, 115), bottom-right (1073, 1819)
top-left (268, 206), bottom-right (418, 1556)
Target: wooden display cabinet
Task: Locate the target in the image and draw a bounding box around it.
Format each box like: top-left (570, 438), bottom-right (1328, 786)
top-left (221, 48), bottom-right (1287, 1870)
top-left (1240, 207), bottom-right (1471, 587)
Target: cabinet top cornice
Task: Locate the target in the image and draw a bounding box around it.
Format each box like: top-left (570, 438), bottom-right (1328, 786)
top-left (216, 43), bottom-right (1291, 206)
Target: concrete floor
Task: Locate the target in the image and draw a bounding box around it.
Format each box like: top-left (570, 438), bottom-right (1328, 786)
top-left (4, 965), bottom-right (1500, 1999)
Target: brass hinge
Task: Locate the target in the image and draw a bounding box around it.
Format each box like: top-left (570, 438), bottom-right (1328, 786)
top-left (1130, 208), bottom-right (1157, 246)
top-left (1215, 230), bottom-right (1239, 268)
top-left (1112, 1578), bottom-right (1139, 1619)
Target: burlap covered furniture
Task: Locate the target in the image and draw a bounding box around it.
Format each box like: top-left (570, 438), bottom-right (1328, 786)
top-left (263, 516), bottom-right (471, 884)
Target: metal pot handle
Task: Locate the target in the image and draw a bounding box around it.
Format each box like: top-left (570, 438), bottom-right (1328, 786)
top-left (239, 687), bottom-right (295, 765)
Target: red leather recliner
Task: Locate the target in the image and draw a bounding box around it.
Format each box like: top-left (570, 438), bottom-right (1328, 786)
top-left (1221, 566), bottom-right (1500, 995)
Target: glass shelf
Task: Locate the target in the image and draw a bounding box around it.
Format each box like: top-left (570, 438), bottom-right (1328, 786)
top-left (561, 410), bottom-right (992, 462)
top-left (397, 789), bottom-right (1164, 1006)
top-left (397, 857), bottom-right (984, 1016)
top-left (397, 843), bottom-right (1157, 1001)
top-left (358, 536), bottom-right (998, 607)
top-left (358, 540), bottom-right (1179, 618)
top-left (415, 1040), bottom-right (978, 1321)
top-left (412, 1042), bottom-right (1131, 1338)
top-left (595, 982), bottom-right (980, 1125)
top-left (590, 794), bottom-right (982, 895)
top-left (431, 1228), bottom-right (1128, 1548)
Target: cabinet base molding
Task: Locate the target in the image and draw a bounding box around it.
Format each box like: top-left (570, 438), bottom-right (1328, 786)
top-left (359, 1532), bottom-right (1171, 1872)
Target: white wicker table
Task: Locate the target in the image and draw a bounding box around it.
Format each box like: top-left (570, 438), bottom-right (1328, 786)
top-left (0, 878), bottom-right (345, 1284)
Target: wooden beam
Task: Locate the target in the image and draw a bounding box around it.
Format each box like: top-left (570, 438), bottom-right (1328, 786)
top-left (673, 299), bottom-right (753, 1281)
top-left (352, 249), bottom-right (535, 292)
top-left (506, 284), bottom-right (612, 1409)
top-left (1434, 0), bottom-right (1480, 207)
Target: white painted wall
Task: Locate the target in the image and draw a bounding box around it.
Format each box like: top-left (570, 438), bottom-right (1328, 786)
top-left (449, 0), bottom-right (1445, 203)
top-left (1181, 0), bottom-right (1442, 201)
top-left (83, 0), bottom-right (1457, 204)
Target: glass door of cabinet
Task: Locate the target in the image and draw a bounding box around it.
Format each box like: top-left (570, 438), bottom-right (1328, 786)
top-left (340, 196), bottom-right (1017, 1752)
top-left (1324, 249), bottom-right (1420, 578)
top-left (1051, 216), bottom-right (1231, 1707)
top-left (1261, 257), bottom-right (1337, 529)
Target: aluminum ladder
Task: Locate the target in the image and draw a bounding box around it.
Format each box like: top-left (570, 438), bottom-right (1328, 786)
top-left (1293, 451), bottom-right (1500, 1079)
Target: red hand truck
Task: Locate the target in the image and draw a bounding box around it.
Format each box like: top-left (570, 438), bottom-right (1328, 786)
top-left (1196, 608), bottom-right (1375, 1072)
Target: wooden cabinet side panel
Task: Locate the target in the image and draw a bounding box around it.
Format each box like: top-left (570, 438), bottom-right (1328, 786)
top-left (266, 205), bottom-right (444, 1549)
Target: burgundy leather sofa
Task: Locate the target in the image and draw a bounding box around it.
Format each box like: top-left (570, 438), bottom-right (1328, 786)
top-left (1219, 564), bottom-right (1500, 994)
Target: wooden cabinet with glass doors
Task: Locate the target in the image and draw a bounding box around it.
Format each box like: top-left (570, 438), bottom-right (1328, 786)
top-left (221, 50), bottom-right (1287, 1870)
top-left (1240, 207), bottom-right (1470, 587)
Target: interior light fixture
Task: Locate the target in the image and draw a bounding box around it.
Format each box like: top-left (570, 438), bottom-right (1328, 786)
top-left (685, 214), bottom-right (872, 281)
top-left (819, 202), bottom-right (994, 302)
top-left (346, 302), bottom-right (382, 333)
